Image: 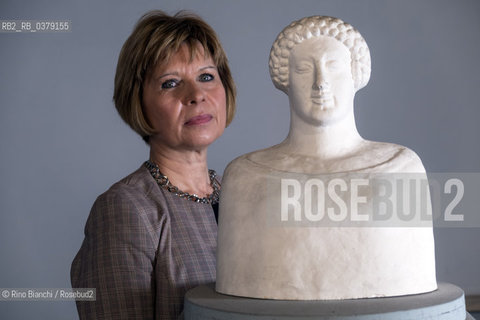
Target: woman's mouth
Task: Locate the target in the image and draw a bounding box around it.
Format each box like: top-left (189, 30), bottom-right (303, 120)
top-left (184, 114), bottom-right (213, 126)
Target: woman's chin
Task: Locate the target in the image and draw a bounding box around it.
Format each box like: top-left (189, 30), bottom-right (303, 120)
top-left (182, 133), bottom-right (223, 151)
top-left (189, 127), bottom-right (224, 145)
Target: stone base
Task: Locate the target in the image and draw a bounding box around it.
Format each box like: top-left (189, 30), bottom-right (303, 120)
top-left (184, 282), bottom-right (471, 320)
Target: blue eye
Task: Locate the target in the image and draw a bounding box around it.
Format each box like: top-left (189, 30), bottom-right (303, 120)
top-left (161, 79), bottom-right (178, 89)
top-left (199, 73), bottom-right (214, 82)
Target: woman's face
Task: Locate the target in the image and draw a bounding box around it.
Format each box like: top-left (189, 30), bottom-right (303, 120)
top-left (143, 43), bottom-right (227, 152)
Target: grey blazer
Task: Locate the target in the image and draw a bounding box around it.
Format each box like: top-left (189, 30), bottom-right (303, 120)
top-left (71, 165), bottom-right (218, 319)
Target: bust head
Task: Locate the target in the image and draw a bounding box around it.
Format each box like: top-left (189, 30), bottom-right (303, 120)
top-left (269, 16), bottom-right (371, 94)
top-left (288, 35), bottom-right (356, 126)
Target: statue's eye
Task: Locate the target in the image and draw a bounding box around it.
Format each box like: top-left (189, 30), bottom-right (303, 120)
top-left (295, 63), bottom-right (312, 73)
top-left (326, 60), bottom-right (342, 70)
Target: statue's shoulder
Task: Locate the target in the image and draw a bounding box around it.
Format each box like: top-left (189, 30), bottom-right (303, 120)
top-left (223, 154), bottom-right (248, 174)
top-left (222, 146), bottom-right (284, 182)
top-left (223, 150), bottom-right (264, 177)
top-left (362, 141), bottom-right (426, 173)
top-left (223, 142), bottom-right (426, 176)
top-left (226, 146), bottom-right (278, 169)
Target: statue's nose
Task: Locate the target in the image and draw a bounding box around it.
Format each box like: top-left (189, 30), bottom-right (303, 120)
top-left (312, 65), bottom-right (328, 90)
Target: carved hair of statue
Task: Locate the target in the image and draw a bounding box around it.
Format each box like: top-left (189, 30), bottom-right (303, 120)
top-left (269, 16), bottom-right (371, 93)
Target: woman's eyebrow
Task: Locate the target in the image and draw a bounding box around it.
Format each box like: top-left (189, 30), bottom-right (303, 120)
top-left (199, 65), bottom-right (217, 71)
top-left (152, 72), bottom-right (179, 83)
top-left (153, 65), bottom-right (217, 83)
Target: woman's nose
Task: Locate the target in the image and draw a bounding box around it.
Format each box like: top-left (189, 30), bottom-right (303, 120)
top-left (183, 81), bottom-right (205, 105)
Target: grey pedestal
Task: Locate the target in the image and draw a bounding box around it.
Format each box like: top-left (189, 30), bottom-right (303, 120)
top-left (184, 282), bottom-right (472, 320)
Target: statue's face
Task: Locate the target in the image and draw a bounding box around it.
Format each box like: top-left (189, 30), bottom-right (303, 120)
top-left (288, 36), bottom-right (355, 126)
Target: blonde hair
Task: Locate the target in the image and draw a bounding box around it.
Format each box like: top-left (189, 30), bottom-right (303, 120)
top-left (114, 10), bottom-right (236, 143)
top-left (269, 16), bottom-right (371, 93)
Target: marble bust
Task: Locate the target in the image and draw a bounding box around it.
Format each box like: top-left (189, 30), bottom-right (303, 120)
top-left (216, 16), bottom-right (437, 300)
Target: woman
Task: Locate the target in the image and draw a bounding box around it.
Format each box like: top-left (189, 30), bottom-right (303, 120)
top-left (71, 10), bottom-right (235, 319)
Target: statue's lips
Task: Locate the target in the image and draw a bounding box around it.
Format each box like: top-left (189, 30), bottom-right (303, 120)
top-left (311, 95), bottom-right (333, 108)
top-left (184, 114), bottom-right (213, 126)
